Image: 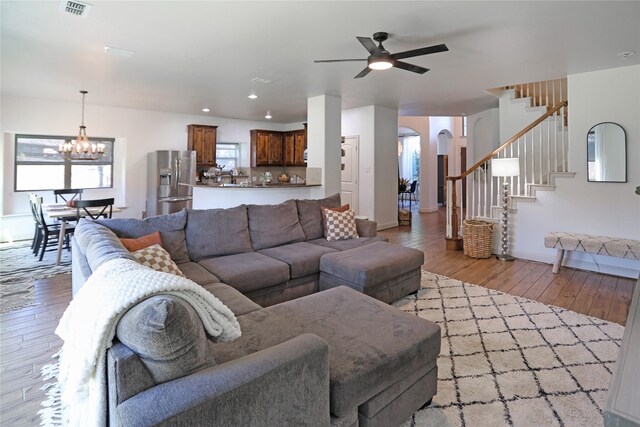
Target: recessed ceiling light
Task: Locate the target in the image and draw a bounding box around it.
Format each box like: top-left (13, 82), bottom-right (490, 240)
top-left (618, 51), bottom-right (635, 60)
top-left (252, 77), bottom-right (273, 85)
top-left (104, 46), bottom-right (135, 58)
top-left (202, 108), bottom-right (210, 112)
top-left (265, 112), bottom-right (272, 119)
top-left (248, 94), bottom-right (258, 99)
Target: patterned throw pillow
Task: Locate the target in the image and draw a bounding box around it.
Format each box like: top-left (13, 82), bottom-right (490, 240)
top-left (132, 244), bottom-right (185, 277)
top-left (323, 208), bottom-right (359, 241)
top-left (321, 204), bottom-right (350, 234)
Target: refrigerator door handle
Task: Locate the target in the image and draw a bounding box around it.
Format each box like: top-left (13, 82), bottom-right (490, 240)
top-left (159, 196), bottom-right (192, 203)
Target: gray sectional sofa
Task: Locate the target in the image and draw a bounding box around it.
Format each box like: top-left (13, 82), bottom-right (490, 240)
top-left (71, 194), bottom-right (440, 427)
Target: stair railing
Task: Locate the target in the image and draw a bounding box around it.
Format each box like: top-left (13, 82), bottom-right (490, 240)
top-left (445, 100), bottom-right (568, 249)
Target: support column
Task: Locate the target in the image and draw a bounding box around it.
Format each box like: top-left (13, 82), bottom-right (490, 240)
top-left (307, 95), bottom-right (342, 196)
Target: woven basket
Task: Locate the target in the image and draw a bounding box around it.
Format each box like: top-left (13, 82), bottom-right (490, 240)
top-left (463, 219), bottom-right (494, 258)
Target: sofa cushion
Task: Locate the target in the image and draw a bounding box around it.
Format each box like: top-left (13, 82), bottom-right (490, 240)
top-left (73, 219), bottom-right (135, 272)
top-left (247, 200), bottom-right (305, 251)
top-left (97, 210), bottom-right (190, 264)
top-left (116, 295), bottom-right (216, 385)
top-left (177, 262), bottom-right (220, 286)
top-left (296, 193), bottom-right (341, 240)
top-left (119, 231), bottom-right (163, 252)
top-left (185, 205), bottom-right (253, 261)
top-left (211, 286), bottom-right (441, 418)
top-left (198, 252), bottom-right (290, 294)
top-left (202, 282), bottom-right (262, 317)
top-left (308, 235), bottom-right (388, 251)
top-left (132, 245), bottom-right (185, 277)
top-left (259, 242), bottom-right (338, 279)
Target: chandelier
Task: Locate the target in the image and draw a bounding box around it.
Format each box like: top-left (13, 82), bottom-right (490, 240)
top-left (58, 90), bottom-right (105, 160)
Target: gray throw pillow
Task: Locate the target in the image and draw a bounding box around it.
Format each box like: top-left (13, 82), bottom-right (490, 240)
top-left (296, 194), bottom-right (341, 240)
top-left (96, 210), bottom-right (190, 264)
top-left (116, 295), bottom-right (216, 385)
top-left (185, 205), bottom-right (253, 261)
top-left (247, 200), bottom-right (306, 250)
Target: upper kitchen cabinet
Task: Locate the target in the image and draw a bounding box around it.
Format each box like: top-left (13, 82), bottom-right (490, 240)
top-left (187, 124), bottom-right (218, 169)
top-left (284, 127), bottom-right (307, 166)
top-left (251, 129), bottom-right (284, 166)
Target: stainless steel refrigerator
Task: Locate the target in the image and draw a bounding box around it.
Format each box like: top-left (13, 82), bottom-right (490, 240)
top-left (146, 150), bottom-right (196, 217)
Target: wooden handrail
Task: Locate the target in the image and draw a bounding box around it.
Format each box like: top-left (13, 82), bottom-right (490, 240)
top-left (446, 100), bottom-right (568, 182)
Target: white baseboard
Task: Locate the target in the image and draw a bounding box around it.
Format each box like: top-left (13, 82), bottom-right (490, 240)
top-left (419, 206), bottom-right (439, 213)
top-left (378, 220), bottom-right (399, 231)
top-left (513, 249), bottom-right (640, 279)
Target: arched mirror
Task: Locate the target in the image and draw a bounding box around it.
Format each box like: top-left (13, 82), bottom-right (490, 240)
top-left (587, 122), bottom-right (626, 182)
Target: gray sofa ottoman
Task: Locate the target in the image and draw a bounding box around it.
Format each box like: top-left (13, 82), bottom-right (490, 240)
top-left (318, 241), bottom-right (424, 303)
top-left (212, 286), bottom-right (441, 427)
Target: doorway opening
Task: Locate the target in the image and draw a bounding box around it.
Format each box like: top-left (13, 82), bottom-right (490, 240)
top-left (398, 128), bottom-right (420, 210)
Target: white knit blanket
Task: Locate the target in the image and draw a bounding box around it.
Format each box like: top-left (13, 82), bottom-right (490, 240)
top-left (41, 258), bottom-right (241, 427)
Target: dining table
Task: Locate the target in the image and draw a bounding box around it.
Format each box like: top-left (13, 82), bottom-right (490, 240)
top-left (43, 203), bottom-right (122, 266)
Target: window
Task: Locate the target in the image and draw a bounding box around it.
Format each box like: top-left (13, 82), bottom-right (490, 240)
top-left (14, 134), bottom-right (114, 192)
top-left (461, 116), bottom-right (468, 137)
top-left (215, 143), bottom-right (239, 169)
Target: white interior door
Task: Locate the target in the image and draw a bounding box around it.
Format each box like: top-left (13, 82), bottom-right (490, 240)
top-left (341, 136), bottom-right (359, 214)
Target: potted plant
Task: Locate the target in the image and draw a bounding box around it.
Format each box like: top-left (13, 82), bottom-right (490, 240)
top-left (399, 178), bottom-right (410, 193)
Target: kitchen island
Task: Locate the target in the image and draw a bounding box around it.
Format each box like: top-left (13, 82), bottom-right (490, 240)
top-left (192, 183), bottom-right (324, 209)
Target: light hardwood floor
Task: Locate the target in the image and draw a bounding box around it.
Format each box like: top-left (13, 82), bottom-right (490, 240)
top-left (0, 207), bottom-right (634, 426)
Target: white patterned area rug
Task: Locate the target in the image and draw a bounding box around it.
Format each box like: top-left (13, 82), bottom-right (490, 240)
top-left (394, 271), bottom-right (624, 427)
top-left (0, 240), bottom-right (71, 313)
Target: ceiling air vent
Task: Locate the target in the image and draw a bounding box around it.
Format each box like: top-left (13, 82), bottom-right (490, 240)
top-left (60, 1), bottom-right (93, 17)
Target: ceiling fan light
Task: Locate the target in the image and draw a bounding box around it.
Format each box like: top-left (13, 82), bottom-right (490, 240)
top-left (368, 57), bottom-right (393, 70)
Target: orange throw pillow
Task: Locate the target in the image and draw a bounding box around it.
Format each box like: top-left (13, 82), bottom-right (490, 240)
top-left (120, 231), bottom-right (163, 252)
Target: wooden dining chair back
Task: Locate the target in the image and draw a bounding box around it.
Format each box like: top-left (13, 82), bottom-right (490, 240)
top-left (28, 193), bottom-right (40, 254)
top-left (75, 198), bottom-right (114, 220)
top-left (53, 188), bottom-right (83, 204)
top-left (33, 196), bottom-right (75, 261)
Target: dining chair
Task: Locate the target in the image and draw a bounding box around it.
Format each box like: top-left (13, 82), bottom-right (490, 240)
top-left (401, 180), bottom-right (418, 207)
top-left (75, 198), bottom-right (115, 220)
top-left (53, 188), bottom-right (83, 205)
top-left (28, 193), bottom-right (40, 254)
top-left (33, 196), bottom-right (75, 261)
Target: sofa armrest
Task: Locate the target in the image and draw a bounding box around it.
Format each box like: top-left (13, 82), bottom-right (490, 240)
top-left (356, 218), bottom-right (378, 237)
top-left (114, 334), bottom-right (330, 427)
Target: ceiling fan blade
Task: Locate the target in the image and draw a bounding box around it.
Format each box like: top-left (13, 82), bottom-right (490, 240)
top-left (314, 59), bottom-right (367, 63)
top-left (356, 36), bottom-right (378, 54)
top-left (391, 43), bottom-right (449, 60)
top-left (393, 61), bottom-right (429, 74)
top-left (354, 67), bottom-right (372, 79)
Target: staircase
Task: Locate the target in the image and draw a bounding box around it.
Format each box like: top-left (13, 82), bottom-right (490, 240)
top-left (445, 78), bottom-right (574, 248)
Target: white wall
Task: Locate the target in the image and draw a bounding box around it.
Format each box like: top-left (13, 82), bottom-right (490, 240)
top-left (468, 108), bottom-right (500, 164)
top-left (342, 105), bottom-right (399, 229)
top-left (374, 106), bottom-right (400, 229)
top-left (342, 106), bottom-right (376, 221)
top-left (0, 96), bottom-right (288, 241)
top-left (499, 91), bottom-right (546, 143)
top-left (307, 95), bottom-right (341, 195)
top-left (511, 65), bottom-right (640, 278)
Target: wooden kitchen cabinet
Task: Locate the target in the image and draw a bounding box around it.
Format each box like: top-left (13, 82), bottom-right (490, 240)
top-left (188, 124), bottom-right (218, 169)
top-left (283, 129), bottom-right (307, 166)
top-left (251, 129), bottom-right (284, 166)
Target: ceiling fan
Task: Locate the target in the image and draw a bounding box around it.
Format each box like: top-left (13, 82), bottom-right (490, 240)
top-left (315, 32), bottom-right (449, 79)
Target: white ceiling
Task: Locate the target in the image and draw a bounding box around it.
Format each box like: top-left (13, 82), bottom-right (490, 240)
top-left (2, 1), bottom-right (639, 123)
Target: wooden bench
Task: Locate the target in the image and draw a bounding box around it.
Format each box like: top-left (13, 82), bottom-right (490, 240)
top-left (544, 232), bottom-right (640, 273)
